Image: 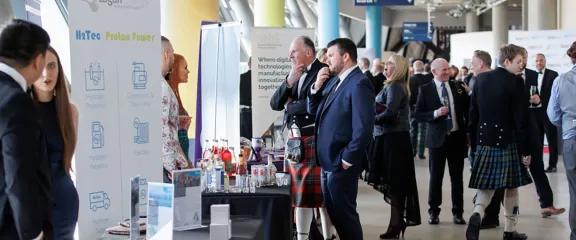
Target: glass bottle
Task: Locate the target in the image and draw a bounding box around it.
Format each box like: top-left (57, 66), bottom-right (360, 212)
top-left (236, 153), bottom-right (248, 187)
top-left (202, 139), bottom-right (212, 160)
top-left (212, 154), bottom-right (224, 192)
top-left (212, 139), bottom-right (220, 156)
top-left (229, 147), bottom-right (237, 175)
top-left (267, 155), bottom-right (277, 185)
top-left (220, 139), bottom-right (233, 177)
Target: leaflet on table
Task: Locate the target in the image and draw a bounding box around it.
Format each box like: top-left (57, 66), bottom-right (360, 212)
top-left (146, 183), bottom-right (174, 240)
top-left (172, 169), bottom-right (203, 230)
top-left (129, 176), bottom-right (140, 240)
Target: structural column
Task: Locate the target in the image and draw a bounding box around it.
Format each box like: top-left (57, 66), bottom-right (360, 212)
top-left (527, 0), bottom-right (557, 30)
top-left (228, 0), bottom-right (254, 54)
top-left (318, 0), bottom-right (339, 47)
top-left (366, 6), bottom-right (382, 58)
top-left (522, 0), bottom-right (528, 30)
top-left (465, 11), bottom-right (479, 32)
top-left (492, 3), bottom-right (508, 66)
top-left (161, 0), bottom-right (219, 138)
top-left (254, 0), bottom-right (285, 27)
top-left (559, 0), bottom-right (576, 30)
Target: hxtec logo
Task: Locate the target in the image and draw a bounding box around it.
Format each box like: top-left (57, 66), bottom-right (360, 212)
top-left (82, 0), bottom-right (148, 12)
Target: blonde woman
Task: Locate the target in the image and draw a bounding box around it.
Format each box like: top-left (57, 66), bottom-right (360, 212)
top-left (367, 54), bottom-right (421, 239)
top-left (316, 48), bottom-right (328, 63)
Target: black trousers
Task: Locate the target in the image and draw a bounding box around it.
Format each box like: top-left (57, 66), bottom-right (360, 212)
top-left (428, 131), bottom-right (465, 216)
top-left (537, 111), bottom-right (559, 167)
top-left (240, 108), bottom-right (253, 139)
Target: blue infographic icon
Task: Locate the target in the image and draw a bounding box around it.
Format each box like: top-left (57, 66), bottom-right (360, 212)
top-left (85, 62), bottom-right (105, 91)
top-left (133, 118), bottom-right (149, 144)
top-left (91, 121), bottom-right (104, 149)
top-left (89, 191), bottom-right (111, 212)
top-left (132, 62), bottom-right (148, 89)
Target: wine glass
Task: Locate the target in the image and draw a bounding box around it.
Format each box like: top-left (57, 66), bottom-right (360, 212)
top-left (529, 86), bottom-right (538, 108)
top-left (441, 96), bottom-right (451, 119)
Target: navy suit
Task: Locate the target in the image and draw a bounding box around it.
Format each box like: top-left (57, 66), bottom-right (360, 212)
top-left (307, 67), bottom-right (375, 240)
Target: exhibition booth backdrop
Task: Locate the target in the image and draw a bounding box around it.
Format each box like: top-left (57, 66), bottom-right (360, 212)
top-left (68, 0), bottom-right (162, 239)
top-left (450, 29), bottom-right (576, 74)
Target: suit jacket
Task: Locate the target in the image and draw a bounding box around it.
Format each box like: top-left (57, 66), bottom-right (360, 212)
top-left (469, 67), bottom-right (530, 156)
top-left (538, 68), bottom-right (559, 112)
top-left (0, 71), bottom-right (53, 239)
top-left (240, 70), bottom-right (252, 107)
top-left (371, 72), bottom-right (385, 94)
top-left (409, 73), bottom-right (433, 107)
top-left (363, 69), bottom-right (373, 80)
top-left (307, 67), bottom-right (375, 172)
top-left (270, 60), bottom-right (325, 135)
top-left (415, 80), bottom-right (469, 154)
top-left (523, 68), bottom-right (546, 148)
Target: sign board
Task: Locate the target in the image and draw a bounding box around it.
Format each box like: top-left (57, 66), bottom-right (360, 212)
top-left (403, 22), bottom-right (434, 42)
top-left (355, 0), bottom-right (414, 6)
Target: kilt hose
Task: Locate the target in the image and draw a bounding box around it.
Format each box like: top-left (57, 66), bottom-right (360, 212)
top-left (284, 136), bottom-right (324, 208)
top-left (469, 141), bottom-right (533, 190)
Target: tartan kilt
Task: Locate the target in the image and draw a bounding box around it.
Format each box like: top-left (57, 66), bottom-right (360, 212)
top-left (284, 136), bottom-right (324, 208)
top-left (469, 141), bottom-right (533, 190)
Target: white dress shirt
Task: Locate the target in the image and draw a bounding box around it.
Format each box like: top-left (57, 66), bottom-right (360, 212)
top-left (296, 60), bottom-right (315, 98)
top-left (432, 79), bottom-right (459, 132)
top-left (310, 66), bottom-right (359, 166)
top-left (537, 68), bottom-right (546, 93)
top-left (0, 63), bottom-right (43, 240)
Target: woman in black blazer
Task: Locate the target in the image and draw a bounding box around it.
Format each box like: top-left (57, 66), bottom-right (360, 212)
top-left (367, 54), bottom-right (421, 239)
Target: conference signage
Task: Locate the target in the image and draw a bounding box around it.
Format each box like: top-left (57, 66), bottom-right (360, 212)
top-left (69, 0), bottom-right (162, 239)
top-left (510, 29), bottom-right (576, 74)
top-left (251, 27), bottom-right (315, 137)
top-left (403, 22), bottom-right (434, 42)
top-left (355, 0), bottom-right (414, 6)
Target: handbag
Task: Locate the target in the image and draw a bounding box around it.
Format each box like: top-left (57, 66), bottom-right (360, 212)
top-left (285, 125), bottom-right (304, 164)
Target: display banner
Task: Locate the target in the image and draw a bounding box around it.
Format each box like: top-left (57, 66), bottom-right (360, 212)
top-left (510, 29), bottom-right (576, 74)
top-left (251, 27), bottom-right (315, 137)
top-left (199, 22), bottom-right (242, 154)
top-left (69, 0), bottom-right (162, 239)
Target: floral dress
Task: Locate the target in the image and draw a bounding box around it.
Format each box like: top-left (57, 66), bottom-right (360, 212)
top-left (161, 79), bottom-right (188, 172)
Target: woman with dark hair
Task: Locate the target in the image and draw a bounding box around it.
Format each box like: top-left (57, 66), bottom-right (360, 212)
top-left (368, 54), bottom-right (421, 239)
top-left (166, 53), bottom-right (191, 163)
top-left (29, 46), bottom-right (79, 240)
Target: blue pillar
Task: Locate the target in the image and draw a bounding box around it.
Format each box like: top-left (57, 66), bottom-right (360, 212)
top-left (366, 6), bottom-right (382, 59)
top-left (318, 0), bottom-right (339, 47)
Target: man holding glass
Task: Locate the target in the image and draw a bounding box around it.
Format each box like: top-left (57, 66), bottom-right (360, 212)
top-left (414, 58), bottom-right (470, 225)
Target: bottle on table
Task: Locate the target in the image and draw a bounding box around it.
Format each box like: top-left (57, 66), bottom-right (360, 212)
top-left (267, 155), bottom-right (277, 185)
top-left (213, 154), bottom-right (224, 192)
top-left (236, 153), bottom-right (248, 188)
top-left (220, 139), bottom-right (234, 177)
top-left (212, 139), bottom-right (220, 156)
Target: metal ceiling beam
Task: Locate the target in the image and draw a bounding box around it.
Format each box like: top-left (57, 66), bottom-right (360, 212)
top-left (296, 0), bottom-right (317, 28)
top-left (228, 0), bottom-right (253, 55)
top-left (286, 0), bottom-right (306, 27)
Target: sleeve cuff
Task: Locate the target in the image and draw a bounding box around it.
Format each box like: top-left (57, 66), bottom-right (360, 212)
top-left (433, 110), bottom-right (439, 119)
top-left (310, 85), bottom-right (319, 95)
top-left (33, 232), bottom-right (42, 240)
top-left (342, 159), bottom-right (352, 166)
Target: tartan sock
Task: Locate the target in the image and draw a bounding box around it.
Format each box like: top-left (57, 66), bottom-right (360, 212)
top-left (318, 207), bottom-right (335, 238)
top-left (296, 207), bottom-right (313, 240)
top-left (503, 188), bottom-right (520, 232)
top-left (473, 190), bottom-right (495, 219)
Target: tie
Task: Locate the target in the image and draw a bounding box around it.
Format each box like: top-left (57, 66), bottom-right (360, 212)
top-left (320, 78), bottom-right (341, 119)
top-left (441, 83), bottom-right (453, 133)
top-left (538, 71), bottom-right (543, 74)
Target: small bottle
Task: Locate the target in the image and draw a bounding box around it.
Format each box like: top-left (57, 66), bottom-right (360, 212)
top-left (267, 155), bottom-right (277, 184)
top-left (213, 155), bottom-right (224, 192)
top-left (236, 154), bottom-right (247, 187)
top-left (224, 174), bottom-right (230, 192)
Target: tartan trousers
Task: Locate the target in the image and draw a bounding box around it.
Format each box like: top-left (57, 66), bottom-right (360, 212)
top-left (410, 116), bottom-right (427, 157)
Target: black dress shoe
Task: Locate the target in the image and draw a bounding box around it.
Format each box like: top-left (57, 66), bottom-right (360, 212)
top-left (418, 155), bottom-right (426, 160)
top-left (429, 215), bottom-right (439, 224)
top-left (453, 215), bottom-right (466, 225)
top-left (503, 231), bottom-right (528, 240)
top-left (479, 218), bottom-right (499, 229)
top-left (545, 166), bottom-right (557, 172)
top-left (466, 213), bottom-right (481, 240)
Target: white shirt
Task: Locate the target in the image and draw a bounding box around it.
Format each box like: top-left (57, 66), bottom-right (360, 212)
top-left (310, 66), bottom-right (359, 167)
top-left (537, 68), bottom-right (546, 93)
top-left (433, 79), bottom-right (459, 132)
top-left (296, 60), bottom-right (315, 98)
top-left (0, 63), bottom-right (42, 240)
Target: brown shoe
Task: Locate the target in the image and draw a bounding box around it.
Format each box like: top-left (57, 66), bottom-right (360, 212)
top-left (541, 206), bottom-right (566, 218)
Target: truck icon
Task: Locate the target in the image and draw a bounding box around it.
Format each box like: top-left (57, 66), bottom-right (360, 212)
top-left (89, 191), bottom-right (111, 212)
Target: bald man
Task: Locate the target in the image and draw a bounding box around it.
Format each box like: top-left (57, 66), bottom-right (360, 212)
top-left (370, 61), bottom-right (385, 94)
top-left (409, 60), bottom-right (433, 159)
top-left (414, 58), bottom-right (470, 225)
top-left (359, 57), bottom-right (373, 80)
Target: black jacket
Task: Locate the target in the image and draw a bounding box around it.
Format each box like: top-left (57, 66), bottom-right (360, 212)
top-left (409, 73), bottom-right (433, 107)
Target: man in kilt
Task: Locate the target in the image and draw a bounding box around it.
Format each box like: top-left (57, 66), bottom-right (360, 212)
top-left (466, 44), bottom-right (533, 240)
top-left (270, 36), bottom-right (335, 240)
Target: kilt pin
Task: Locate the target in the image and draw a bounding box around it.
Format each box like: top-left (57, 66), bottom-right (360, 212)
top-left (284, 136), bottom-right (324, 208)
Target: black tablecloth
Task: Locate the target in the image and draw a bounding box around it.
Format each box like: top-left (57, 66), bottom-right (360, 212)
top-left (202, 186), bottom-right (292, 240)
top-left (98, 217), bottom-right (264, 240)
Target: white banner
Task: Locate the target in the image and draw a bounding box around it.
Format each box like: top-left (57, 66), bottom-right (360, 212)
top-left (199, 22), bottom-right (242, 153)
top-left (251, 27), bottom-right (315, 137)
top-left (510, 30), bottom-right (576, 74)
top-left (69, 0), bottom-right (162, 239)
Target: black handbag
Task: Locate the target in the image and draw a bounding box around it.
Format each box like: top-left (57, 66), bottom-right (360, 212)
top-left (285, 137), bottom-right (304, 164)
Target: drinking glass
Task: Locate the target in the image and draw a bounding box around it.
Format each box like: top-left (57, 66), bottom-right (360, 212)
top-left (529, 86), bottom-right (538, 108)
top-left (441, 96), bottom-right (451, 119)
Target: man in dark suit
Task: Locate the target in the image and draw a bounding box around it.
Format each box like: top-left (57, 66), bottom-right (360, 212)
top-left (308, 38), bottom-right (374, 240)
top-left (409, 60), bottom-right (433, 159)
top-left (240, 57), bottom-right (253, 139)
top-left (270, 36), bottom-right (331, 239)
top-left (370, 61), bottom-right (385, 94)
top-left (360, 57), bottom-right (373, 80)
top-left (0, 19), bottom-right (54, 240)
top-left (415, 58), bottom-right (469, 225)
top-left (533, 53), bottom-right (561, 172)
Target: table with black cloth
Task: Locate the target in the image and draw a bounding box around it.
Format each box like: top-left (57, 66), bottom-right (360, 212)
top-left (202, 185), bottom-right (292, 240)
top-left (246, 160), bottom-right (284, 172)
top-left (99, 216), bottom-right (264, 240)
